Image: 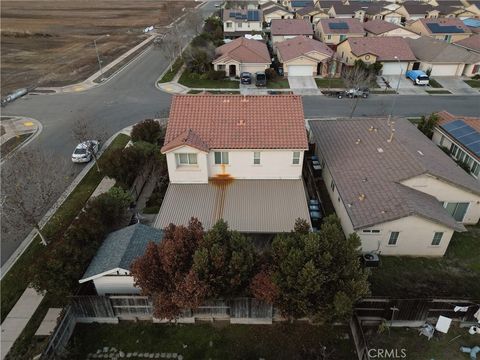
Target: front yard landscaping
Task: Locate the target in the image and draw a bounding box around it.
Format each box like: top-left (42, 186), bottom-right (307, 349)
top-left (365, 324), bottom-right (478, 360)
top-left (426, 89), bottom-right (451, 94)
top-left (464, 79), bottom-right (480, 88)
top-left (67, 322), bottom-right (356, 360)
top-left (428, 78), bottom-right (443, 88)
top-left (369, 225), bottom-right (480, 299)
top-left (315, 78), bottom-right (345, 88)
top-left (179, 70), bottom-right (240, 89)
top-left (158, 58), bottom-right (183, 83)
top-left (267, 78), bottom-right (290, 89)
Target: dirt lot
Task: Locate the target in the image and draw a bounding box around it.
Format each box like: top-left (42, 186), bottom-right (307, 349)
top-left (1, 0), bottom-right (196, 95)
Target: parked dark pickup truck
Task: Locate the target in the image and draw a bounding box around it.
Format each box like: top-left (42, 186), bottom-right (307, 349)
top-left (323, 87), bottom-right (370, 99)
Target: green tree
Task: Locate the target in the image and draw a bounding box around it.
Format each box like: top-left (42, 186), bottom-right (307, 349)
top-left (269, 215), bottom-right (370, 322)
top-left (417, 113), bottom-right (439, 139)
top-left (192, 219), bottom-right (257, 298)
top-left (131, 119), bottom-right (164, 145)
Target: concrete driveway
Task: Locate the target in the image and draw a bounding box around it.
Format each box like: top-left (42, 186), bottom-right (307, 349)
top-left (433, 77), bottom-right (479, 95)
top-left (287, 76), bottom-right (321, 95)
top-left (377, 75), bottom-right (427, 95)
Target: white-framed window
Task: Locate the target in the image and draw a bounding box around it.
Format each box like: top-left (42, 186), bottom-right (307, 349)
top-left (292, 151), bottom-right (301, 165)
top-left (214, 151), bottom-right (229, 165)
top-left (388, 231), bottom-right (399, 245)
top-left (327, 34), bottom-right (332, 40)
top-left (175, 153), bottom-right (197, 166)
top-left (431, 232), bottom-right (443, 246)
top-left (253, 151), bottom-right (261, 165)
top-left (444, 202), bottom-right (469, 222)
top-left (217, 64), bottom-right (226, 70)
top-left (238, 22), bottom-right (243, 28)
top-left (226, 22), bottom-right (232, 28)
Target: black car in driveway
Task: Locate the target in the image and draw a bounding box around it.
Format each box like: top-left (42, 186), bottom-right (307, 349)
top-left (255, 72), bottom-right (267, 87)
top-left (240, 72), bottom-right (252, 85)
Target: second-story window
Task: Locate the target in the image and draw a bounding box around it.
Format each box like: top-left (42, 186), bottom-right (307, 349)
top-left (176, 153), bottom-right (197, 166)
top-left (292, 151), bottom-right (300, 165)
top-left (253, 152), bottom-right (261, 165)
top-left (215, 151), bottom-right (229, 165)
top-left (238, 22), bottom-right (242, 28)
top-left (226, 22), bottom-right (232, 28)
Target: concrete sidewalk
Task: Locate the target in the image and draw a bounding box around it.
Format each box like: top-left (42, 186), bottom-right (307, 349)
top-left (0, 287), bottom-right (44, 360)
top-left (0, 116), bottom-right (42, 163)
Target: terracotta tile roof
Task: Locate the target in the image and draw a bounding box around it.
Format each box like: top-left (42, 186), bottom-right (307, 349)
top-left (276, 36), bottom-right (333, 62)
top-left (455, 33), bottom-right (480, 52)
top-left (436, 110), bottom-right (480, 133)
top-left (363, 19), bottom-right (400, 35)
top-left (162, 95), bottom-right (308, 152)
top-left (318, 18), bottom-right (365, 34)
top-left (347, 36), bottom-right (416, 61)
top-left (418, 18), bottom-right (471, 34)
top-left (161, 129), bottom-right (210, 153)
top-left (214, 38), bottom-right (271, 64)
top-left (271, 19), bottom-right (314, 36)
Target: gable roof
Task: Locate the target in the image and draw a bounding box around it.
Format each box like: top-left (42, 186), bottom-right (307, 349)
top-left (271, 19), bottom-right (314, 35)
top-left (80, 224), bottom-right (163, 283)
top-left (454, 33), bottom-right (480, 52)
top-left (223, 9), bottom-right (262, 22)
top-left (264, 5), bottom-right (292, 15)
top-left (277, 35), bottom-right (333, 61)
top-left (417, 18), bottom-right (471, 34)
top-left (162, 95), bottom-right (308, 152)
top-left (310, 118), bottom-right (480, 230)
top-left (318, 18), bottom-right (365, 34)
top-left (402, 2), bottom-right (438, 15)
top-left (214, 37), bottom-right (271, 64)
top-left (296, 5), bottom-right (321, 15)
top-left (329, 3), bottom-right (367, 14)
top-left (347, 37), bottom-right (416, 61)
top-left (406, 36), bottom-right (480, 63)
top-left (161, 129), bottom-right (210, 153)
top-left (363, 19), bottom-right (400, 34)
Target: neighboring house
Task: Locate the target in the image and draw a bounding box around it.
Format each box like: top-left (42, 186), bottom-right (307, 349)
top-left (295, 5), bottom-right (328, 24)
top-left (276, 36), bottom-right (334, 76)
top-left (397, 2), bottom-right (440, 21)
top-left (406, 18), bottom-right (472, 43)
top-left (156, 95), bottom-right (311, 234)
top-left (463, 18), bottom-right (480, 34)
top-left (336, 37), bottom-right (416, 75)
top-left (284, 0), bottom-right (315, 12)
top-left (263, 4), bottom-right (294, 24)
top-left (326, 3), bottom-right (367, 22)
top-left (455, 33), bottom-right (480, 52)
top-left (406, 36), bottom-right (480, 76)
top-left (363, 20), bottom-right (420, 38)
top-left (365, 4), bottom-right (403, 25)
top-left (223, 9), bottom-right (263, 39)
top-left (270, 19), bottom-right (314, 46)
top-left (212, 37), bottom-right (271, 77)
top-left (309, 118), bottom-right (480, 257)
top-left (437, 3), bottom-right (479, 19)
top-left (79, 224), bottom-right (163, 295)
top-left (432, 111), bottom-right (480, 180)
top-left (315, 18), bottom-right (365, 48)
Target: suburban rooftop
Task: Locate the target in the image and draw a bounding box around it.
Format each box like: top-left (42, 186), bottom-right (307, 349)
top-left (276, 36), bottom-right (333, 61)
top-left (346, 37), bottom-right (416, 61)
top-left (270, 19), bottom-right (314, 36)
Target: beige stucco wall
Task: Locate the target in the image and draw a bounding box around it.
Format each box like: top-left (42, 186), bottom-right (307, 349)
top-left (337, 41), bottom-right (378, 66)
top-left (418, 62), bottom-right (465, 76)
top-left (406, 21), bottom-right (471, 42)
top-left (166, 145), bottom-right (209, 184)
top-left (272, 34), bottom-right (313, 46)
top-left (401, 174), bottom-right (480, 224)
top-left (224, 20), bottom-right (262, 33)
top-left (265, 10), bottom-right (294, 24)
top-left (463, 63), bottom-right (480, 77)
top-left (214, 59), bottom-right (270, 77)
top-left (315, 25), bottom-right (364, 45)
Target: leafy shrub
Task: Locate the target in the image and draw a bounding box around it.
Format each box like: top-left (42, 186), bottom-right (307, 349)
top-left (472, 74), bottom-right (480, 80)
top-left (206, 70), bottom-right (226, 80)
top-left (265, 68), bottom-right (278, 81)
top-left (131, 119), bottom-right (164, 144)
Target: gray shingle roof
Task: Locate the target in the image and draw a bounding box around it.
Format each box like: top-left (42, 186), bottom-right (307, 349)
top-left (406, 36), bottom-right (480, 63)
top-left (309, 118), bottom-right (479, 230)
top-left (80, 224), bottom-right (163, 282)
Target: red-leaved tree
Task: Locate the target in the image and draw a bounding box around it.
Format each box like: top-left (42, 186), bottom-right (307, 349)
top-left (250, 268), bottom-right (279, 305)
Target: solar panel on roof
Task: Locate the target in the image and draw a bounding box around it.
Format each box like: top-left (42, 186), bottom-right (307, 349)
top-left (247, 10), bottom-right (259, 21)
top-left (426, 23), bottom-right (465, 33)
top-left (329, 22), bottom-right (349, 30)
top-left (441, 120), bottom-right (480, 157)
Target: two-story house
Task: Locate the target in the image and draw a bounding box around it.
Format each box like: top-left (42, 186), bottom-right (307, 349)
top-left (155, 95), bottom-right (311, 235)
top-left (315, 18), bottom-right (365, 49)
top-left (309, 118), bottom-right (480, 256)
top-left (223, 9), bottom-right (263, 39)
top-left (270, 19), bottom-right (314, 47)
top-left (406, 18), bottom-right (472, 43)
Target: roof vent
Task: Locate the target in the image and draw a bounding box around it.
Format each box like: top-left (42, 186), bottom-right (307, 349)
top-left (358, 193), bottom-right (366, 201)
top-left (223, 99), bottom-right (230, 103)
top-left (237, 119), bottom-right (246, 126)
top-left (377, 147), bottom-right (384, 153)
top-left (355, 138), bottom-right (361, 144)
top-left (417, 150), bottom-right (424, 156)
top-left (368, 126), bottom-right (377, 132)
top-left (362, 177), bottom-right (368, 182)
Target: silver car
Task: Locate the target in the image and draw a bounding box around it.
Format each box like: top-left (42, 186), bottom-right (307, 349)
top-left (71, 140), bottom-right (99, 163)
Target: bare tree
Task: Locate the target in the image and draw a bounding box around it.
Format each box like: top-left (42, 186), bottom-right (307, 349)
top-left (72, 117), bottom-right (107, 172)
top-left (1, 149), bottom-right (73, 245)
top-left (184, 9), bottom-right (205, 36)
top-left (342, 64), bottom-right (376, 119)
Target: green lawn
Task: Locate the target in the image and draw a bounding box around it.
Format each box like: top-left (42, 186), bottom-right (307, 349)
top-left (0, 134), bottom-right (130, 322)
top-left (179, 71), bottom-right (239, 89)
top-left (267, 78), bottom-right (290, 89)
top-left (315, 78), bottom-right (345, 88)
top-left (370, 89), bottom-right (397, 94)
top-left (67, 322), bottom-right (355, 360)
top-left (158, 58), bottom-right (184, 83)
top-left (426, 90), bottom-right (451, 94)
top-left (428, 78), bottom-right (443, 88)
top-left (464, 79), bottom-right (480, 88)
top-left (369, 225), bottom-right (480, 298)
top-left (365, 325), bottom-right (478, 360)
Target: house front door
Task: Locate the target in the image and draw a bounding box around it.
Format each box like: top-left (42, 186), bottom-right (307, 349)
top-left (229, 64), bottom-right (236, 77)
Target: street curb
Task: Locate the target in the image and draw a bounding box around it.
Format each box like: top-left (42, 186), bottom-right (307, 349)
top-left (0, 127), bottom-right (131, 280)
top-left (0, 117), bottom-right (43, 165)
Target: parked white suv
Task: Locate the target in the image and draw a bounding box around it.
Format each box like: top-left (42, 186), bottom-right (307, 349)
top-left (71, 140), bottom-right (99, 163)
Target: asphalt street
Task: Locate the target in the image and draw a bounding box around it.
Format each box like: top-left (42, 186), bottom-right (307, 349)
top-left (1, 0), bottom-right (479, 264)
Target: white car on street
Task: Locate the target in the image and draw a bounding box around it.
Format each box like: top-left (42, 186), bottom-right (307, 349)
top-left (71, 140), bottom-right (99, 163)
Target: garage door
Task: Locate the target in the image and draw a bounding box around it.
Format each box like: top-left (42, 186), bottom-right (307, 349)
top-left (429, 64), bottom-right (459, 76)
top-left (288, 65), bottom-right (313, 76)
top-left (381, 62), bottom-right (408, 75)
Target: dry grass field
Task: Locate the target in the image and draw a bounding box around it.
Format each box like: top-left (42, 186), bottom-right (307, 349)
top-left (1, 0), bottom-right (195, 95)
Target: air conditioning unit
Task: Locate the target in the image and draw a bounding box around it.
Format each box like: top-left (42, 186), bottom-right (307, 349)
top-left (362, 252), bottom-right (380, 267)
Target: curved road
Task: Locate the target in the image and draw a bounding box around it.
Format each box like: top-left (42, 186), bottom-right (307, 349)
top-left (1, 0), bottom-right (480, 263)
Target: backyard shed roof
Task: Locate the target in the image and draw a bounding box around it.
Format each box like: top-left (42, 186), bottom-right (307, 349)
top-left (162, 95), bottom-right (308, 152)
top-left (310, 118), bottom-right (480, 230)
top-left (79, 224), bottom-right (163, 283)
top-left (155, 180), bottom-right (311, 233)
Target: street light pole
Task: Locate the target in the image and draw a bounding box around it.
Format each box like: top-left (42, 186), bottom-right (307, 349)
top-left (387, 56), bottom-right (402, 124)
top-left (93, 34), bottom-right (110, 75)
